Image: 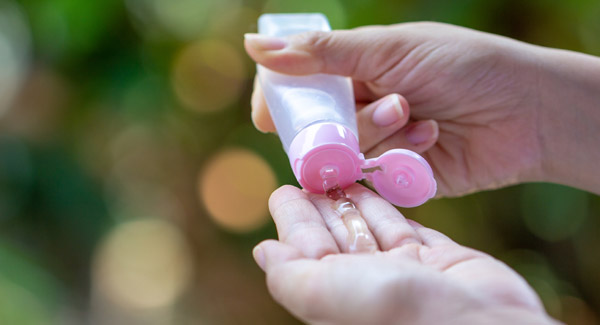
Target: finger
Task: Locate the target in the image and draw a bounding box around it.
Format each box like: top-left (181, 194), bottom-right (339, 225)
top-left (405, 220), bottom-right (488, 274)
top-left (307, 191), bottom-right (380, 254)
top-left (355, 102), bottom-right (368, 111)
top-left (365, 119), bottom-right (439, 158)
top-left (357, 94), bottom-right (410, 152)
top-left (244, 26), bottom-right (408, 81)
top-left (269, 185), bottom-right (340, 259)
top-left (251, 77), bottom-right (276, 133)
top-left (353, 80), bottom-right (378, 103)
top-left (253, 239), bottom-right (303, 272)
top-left (344, 184), bottom-right (423, 251)
top-left (406, 219), bottom-right (456, 248)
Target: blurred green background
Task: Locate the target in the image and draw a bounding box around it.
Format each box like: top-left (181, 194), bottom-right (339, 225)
top-left (1, 0), bottom-right (599, 323)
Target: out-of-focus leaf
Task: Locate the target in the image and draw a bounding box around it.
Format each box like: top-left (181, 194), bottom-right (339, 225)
top-left (520, 183), bottom-right (588, 242)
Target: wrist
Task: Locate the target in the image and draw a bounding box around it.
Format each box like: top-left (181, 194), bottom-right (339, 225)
top-left (533, 47), bottom-right (600, 194)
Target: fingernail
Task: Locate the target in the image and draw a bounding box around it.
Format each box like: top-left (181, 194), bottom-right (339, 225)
top-left (406, 120), bottom-right (436, 145)
top-left (253, 245), bottom-right (266, 270)
top-left (372, 95), bottom-right (404, 127)
top-left (244, 33), bottom-right (287, 51)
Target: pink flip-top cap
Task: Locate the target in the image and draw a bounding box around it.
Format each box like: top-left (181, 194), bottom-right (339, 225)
top-left (288, 122), bottom-right (437, 207)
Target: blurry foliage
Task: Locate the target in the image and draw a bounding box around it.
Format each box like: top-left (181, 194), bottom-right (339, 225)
top-left (0, 0), bottom-right (598, 323)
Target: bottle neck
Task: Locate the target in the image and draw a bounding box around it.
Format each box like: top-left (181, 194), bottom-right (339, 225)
top-left (287, 123), bottom-right (363, 193)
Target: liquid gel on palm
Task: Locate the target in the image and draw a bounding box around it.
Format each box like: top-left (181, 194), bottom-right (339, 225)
top-left (256, 13), bottom-right (436, 207)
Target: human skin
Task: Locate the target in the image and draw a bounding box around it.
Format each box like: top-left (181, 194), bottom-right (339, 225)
top-left (245, 23), bottom-right (600, 324)
top-left (245, 22), bottom-right (600, 197)
top-left (254, 184), bottom-right (559, 324)
top-left (244, 21), bottom-right (600, 324)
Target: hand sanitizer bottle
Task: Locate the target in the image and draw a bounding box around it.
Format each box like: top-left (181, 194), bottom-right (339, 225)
top-left (256, 13), bottom-right (436, 207)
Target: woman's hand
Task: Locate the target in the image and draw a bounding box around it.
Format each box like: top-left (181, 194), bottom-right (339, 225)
top-left (253, 184), bottom-right (557, 324)
top-left (245, 22), bottom-right (600, 196)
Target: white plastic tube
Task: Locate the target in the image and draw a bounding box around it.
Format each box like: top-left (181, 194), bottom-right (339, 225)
top-left (255, 13), bottom-right (437, 207)
top-left (257, 13), bottom-right (358, 152)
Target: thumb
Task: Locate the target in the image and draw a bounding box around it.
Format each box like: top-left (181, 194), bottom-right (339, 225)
top-left (244, 26), bottom-right (407, 81)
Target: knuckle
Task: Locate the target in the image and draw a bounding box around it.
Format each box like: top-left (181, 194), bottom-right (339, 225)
top-left (298, 30), bottom-right (332, 56)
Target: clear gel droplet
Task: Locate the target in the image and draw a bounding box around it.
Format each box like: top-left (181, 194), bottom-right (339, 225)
top-left (324, 183), bottom-right (378, 253)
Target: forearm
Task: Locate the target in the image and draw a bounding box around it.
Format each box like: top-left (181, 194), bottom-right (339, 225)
top-left (535, 47), bottom-right (600, 194)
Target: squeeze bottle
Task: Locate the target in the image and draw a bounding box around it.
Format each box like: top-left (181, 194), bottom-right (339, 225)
top-left (256, 13), bottom-right (436, 207)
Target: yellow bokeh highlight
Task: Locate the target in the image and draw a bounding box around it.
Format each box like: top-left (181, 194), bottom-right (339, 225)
top-left (199, 148), bottom-right (277, 232)
top-left (171, 39), bottom-right (245, 113)
top-left (93, 219), bottom-right (192, 310)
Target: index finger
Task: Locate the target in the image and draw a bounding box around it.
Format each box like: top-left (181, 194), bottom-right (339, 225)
top-left (269, 185), bottom-right (340, 259)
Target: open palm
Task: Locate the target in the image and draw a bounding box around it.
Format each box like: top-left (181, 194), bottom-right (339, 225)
top-left (254, 184), bottom-right (552, 324)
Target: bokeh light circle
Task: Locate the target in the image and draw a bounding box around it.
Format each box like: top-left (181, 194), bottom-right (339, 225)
top-left (153, 0), bottom-right (215, 40)
top-left (172, 39), bottom-right (246, 114)
top-left (93, 219), bottom-right (192, 309)
top-left (126, 0), bottom-right (241, 40)
top-left (0, 1), bottom-right (30, 117)
top-left (520, 184), bottom-right (588, 242)
top-left (199, 148), bottom-right (277, 233)
top-left (559, 295), bottom-right (599, 324)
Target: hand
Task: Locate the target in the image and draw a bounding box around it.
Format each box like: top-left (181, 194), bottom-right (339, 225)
top-left (245, 22), bottom-right (600, 196)
top-left (253, 184), bottom-right (558, 324)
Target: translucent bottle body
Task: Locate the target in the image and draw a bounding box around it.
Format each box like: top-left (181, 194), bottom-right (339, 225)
top-left (255, 13), bottom-right (437, 207)
top-left (257, 14), bottom-right (358, 152)
top-left (257, 67), bottom-right (358, 152)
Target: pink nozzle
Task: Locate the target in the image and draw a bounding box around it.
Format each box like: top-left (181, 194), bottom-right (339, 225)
top-left (363, 149), bottom-right (437, 207)
top-left (287, 123), bottom-right (363, 193)
top-left (288, 122), bottom-right (437, 207)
